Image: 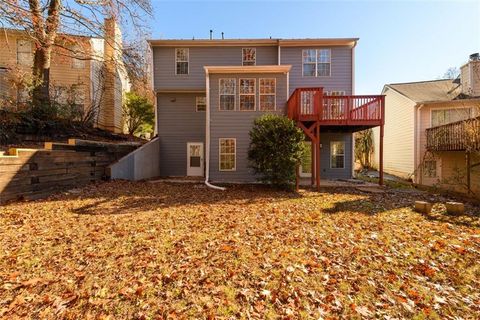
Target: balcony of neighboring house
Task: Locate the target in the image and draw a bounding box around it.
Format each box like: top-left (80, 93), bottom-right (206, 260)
top-left (426, 117), bottom-right (480, 152)
top-left (286, 87), bottom-right (386, 190)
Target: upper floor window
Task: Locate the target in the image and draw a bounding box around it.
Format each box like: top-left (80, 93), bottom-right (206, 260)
top-left (242, 48), bottom-right (256, 66)
top-left (239, 78), bottom-right (255, 111)
top-left (302, 49), bottom-right (331, 77)
top-left (330, 141), bottom-right (345, 169)
top-left (431, 107), bottom-right (471, 127)
top-left (259, 78), bottom-right (276, 111)
top-left (72, 45), bottom-right (85, 69)
top-left (17, 39), bottom-right (33, 66)
top-left (219, 78), bottom-right (235, 111)
top-left (196, 96), bottom-right (206, 112)
top-left (17, 87), bottom-right (29, 105)
top-left (175, 48), bottom-right (189, 75)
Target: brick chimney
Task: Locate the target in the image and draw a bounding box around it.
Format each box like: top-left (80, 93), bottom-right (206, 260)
top-left (460, 53), bottom-right (480, 97)
top-left (98, 18), bottom-right (124, 133)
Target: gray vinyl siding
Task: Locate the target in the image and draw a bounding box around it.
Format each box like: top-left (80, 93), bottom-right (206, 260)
top-left (320, 132), bottom-right (353, 179)
top-left (280, 46), bottom-right (353, 95)
top-left (153, 46), bottom-right (278, 91)
top-left (208, 73), bottom-right (288, 183)
top-left (157, 93), bottom-right (205, 176)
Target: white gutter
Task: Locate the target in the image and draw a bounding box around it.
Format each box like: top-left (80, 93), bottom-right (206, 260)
top-left (415, 103), bottom-right (425, 184)
top-left (204, 69), bottom-right (226, 191)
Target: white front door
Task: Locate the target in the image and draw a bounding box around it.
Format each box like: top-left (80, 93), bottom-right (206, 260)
top-left (187, 142), bottom-right (204, 176)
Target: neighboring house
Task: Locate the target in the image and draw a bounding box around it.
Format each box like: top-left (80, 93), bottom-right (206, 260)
top-left (142, 37), bottom-right (385, 186)
top-left (372, 53), bottom-right (480, 194)
top-left (0, 18), bottom-right (130, 133)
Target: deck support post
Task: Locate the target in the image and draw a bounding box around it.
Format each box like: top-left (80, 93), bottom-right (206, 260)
top-left (316, 123), bottom-right (321, 191)
top-left (466, 151), bottom-right (471, 194)
top-left (379, 124), bottom-right (384, 186)
top-left (311, 141), bottom-right (315, 186)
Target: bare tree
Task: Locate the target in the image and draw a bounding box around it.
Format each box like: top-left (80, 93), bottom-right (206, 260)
top-left (0, 0), bottom-right (152, 106)
top-left (442, 67), bottom-right (460, 80)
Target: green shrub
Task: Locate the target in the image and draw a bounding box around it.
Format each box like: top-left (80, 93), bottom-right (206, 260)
top-left (248, 114), bottom-right (306, 190)
top-left (122, 92), bottom-right (155, 136)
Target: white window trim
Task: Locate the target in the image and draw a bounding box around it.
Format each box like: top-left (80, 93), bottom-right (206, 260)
top-left (330, 140), bottom-right (345, 169)
top-left (196, 96), bottom-right (206, 112)
top-left (302, 49), bottom-right (331, 77)
top-left (219, 138), bottom-right (236, 171)
top-left (239, 78), bottom-right (256, 111)
top-left (429, 106), bottom-right (472, 128)
top-left (175, 48), bottom-right (189, 75)
top-left (218, 78), bottom-right (236, 111)
top-left (259, 78), bottom-right (276, 111)
top-left (242, 48), bottom-right (256, 66)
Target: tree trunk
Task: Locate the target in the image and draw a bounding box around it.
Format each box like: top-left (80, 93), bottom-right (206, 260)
top-left (31, 45), bottom-right (51, 106)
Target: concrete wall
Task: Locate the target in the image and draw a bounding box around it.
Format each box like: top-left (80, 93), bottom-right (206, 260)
top-left (108, 137), bottom-right (160, 180)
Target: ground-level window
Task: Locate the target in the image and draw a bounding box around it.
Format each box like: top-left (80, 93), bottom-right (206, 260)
top-left (330, 141), bottom-right (345, 169)
top-left (175, 48), bottom-right (189, 75)
top-left (17, 87), bottom-right (29, 105)
top-left (431, 108), bottom-right (471, 127)
top-left (17, 39), bottom-right (33, 66)
top-left (259, 78), bottom-right (276, 111)
top-left (52, 86), bottom-right (68, 105)
top-left (219, 138), bottom-right (236, 171)
top-left (219, 78), bottom-right (236, 111)
top-left (72, 45), bottom-right (86, 69)
top-left (302, 49), bottom-right (331, 77)
top-left (239, 78), bottom-right (255, 111)
top-left (71, 84), bottom-right (86, 114)
top-left (242, 48), bottom-right (256, 66)
top-left (423, 160), bottom-right (437, 178)
top-left (196, 96), bottom-right (206, 112)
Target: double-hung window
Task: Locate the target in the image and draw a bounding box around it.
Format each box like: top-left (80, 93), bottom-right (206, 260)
top-left (330, 141), bottom-right (345, 169)
top-left (196, 96), bottom-right (206, 112)
top-left (175, 48), bottom-right (189, 75)
top-left (17, 39), bottom-right (33, 66)
top-left (302, 49), bottom-right (331, 77)
top-left (239, 78), bottom-right (255, 111)
top-left (242, 48), bottom-right (256, 66)
top-left (72, 45), bottom-right (85, 69)
top-left (219, 138), bottom-right (236, 171)
top-left (219, 78), bottom-right (236, 110)
top-left (259, 78), bottom-right (276, 111)
top-left (423, 160), bottom-right (437, 178)
top-left (431, 108), bottom-right (471, 127)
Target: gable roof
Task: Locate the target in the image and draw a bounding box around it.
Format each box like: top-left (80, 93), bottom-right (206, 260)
top-left (384, 79), bottom-right (462, 103)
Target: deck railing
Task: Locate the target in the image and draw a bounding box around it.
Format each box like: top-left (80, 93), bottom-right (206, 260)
top-left (287, 88), bottom-right (385, 126)
top-left (426, 117), bottom-right (480, 151)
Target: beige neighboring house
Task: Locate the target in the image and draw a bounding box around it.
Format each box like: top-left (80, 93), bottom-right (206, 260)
top-left (372, 54), bottom-right (480, 195)
top-left (0, 18), bottom-right (130, 133)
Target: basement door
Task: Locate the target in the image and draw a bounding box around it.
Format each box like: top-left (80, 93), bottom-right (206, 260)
top-left (187, 142), bottom-right (204, 176)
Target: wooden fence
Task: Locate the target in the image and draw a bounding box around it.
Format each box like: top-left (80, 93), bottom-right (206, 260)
top-left (0, 139), bottom-right (139, 204)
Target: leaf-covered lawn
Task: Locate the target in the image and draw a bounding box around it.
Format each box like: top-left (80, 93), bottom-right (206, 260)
top-left (1, 181), bottom-right (479, 319)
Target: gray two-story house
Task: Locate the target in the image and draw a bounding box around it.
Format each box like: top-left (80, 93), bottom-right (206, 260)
top-left (115, 38), bottom-right (385, 188)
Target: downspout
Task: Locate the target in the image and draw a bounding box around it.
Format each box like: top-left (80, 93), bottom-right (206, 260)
top-left (416, 103), bottom-right (425, 185)
top-left (149, 42), bottom-right (158, 136)
top-left (351, 41), bottom-right (357, 177)
top-left (204, 69), bottom-right (226, 191)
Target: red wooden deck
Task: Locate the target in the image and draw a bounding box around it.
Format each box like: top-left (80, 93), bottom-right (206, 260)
top-left (287, 88), bottom-right (385, 191)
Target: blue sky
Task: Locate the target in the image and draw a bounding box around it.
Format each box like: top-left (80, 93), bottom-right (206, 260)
top-left (149, 0), bottom-right (480, 94)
